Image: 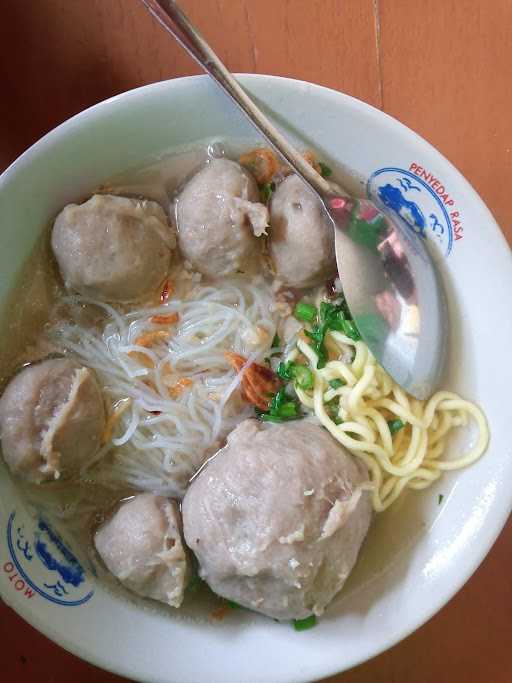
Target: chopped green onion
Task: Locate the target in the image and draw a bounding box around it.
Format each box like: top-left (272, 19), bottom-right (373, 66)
top-left (388, 418), bottom-right (405, 434)
top-left (270, 390), bottom-right (298, 416)
top-left (293, 614), bottom-right (317, 631)
top-left (271, 333), bottom-right (281, 349)
top-left (341, 319), bottom-right (362, 341)
top-left (255, 387), bottom-right (302, 423)
top-left (270, 388), bottom-right (286, 411)
top-left (329, 378), bottom-right (345, 390)
top-left (277, 361), bottom-right (293, 381)
top-left (258, 413), bottom-right (287, 423)
top-left (293, 365), bottom-right (313, 390)
top-left (294, 301), bottom-right (317, 323)
top-left (260, 181), bottom-right (276, 203)
top-left (276, 401), bottom-right (298, 417)
top-left (299, 297), bottom-right (361, 370)
top-left (438, 494), bottom-right (444, 505)
top-left (319, 162), bottom-right (332, 178)
top-left (304, 328), bottom-right (328, 369)
top-left (325, 395), bottom-right (341, 424)
top-left (277, 361), bottom-right (313, 390)
top-left (227, 600), bottom-right (241, 610)
top-left (332, 416), bottom-right (343, 425)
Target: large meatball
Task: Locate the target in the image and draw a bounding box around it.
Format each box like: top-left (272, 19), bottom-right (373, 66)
top-left (52, 194), bottom-right (175, 302)
top-left (183, 419), bottom-right (372, 620)
top-left (95, 493), bottom-right (189, 608)
top-left (269, 174), bottom-right (336, 288)
top-left (175, 158), bottom-right (269, 277)
top-left (0, 358), bottom-right (105, 483)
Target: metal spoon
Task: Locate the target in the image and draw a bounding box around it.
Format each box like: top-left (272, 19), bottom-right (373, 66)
top-left (142, 0), bottom-right (447, 399)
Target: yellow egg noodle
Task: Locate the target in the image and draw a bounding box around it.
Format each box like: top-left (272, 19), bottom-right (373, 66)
top-left (288, 331), bottom-right (489, 512)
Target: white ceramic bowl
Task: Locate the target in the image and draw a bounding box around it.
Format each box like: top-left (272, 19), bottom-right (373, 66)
top-left (0, 75), bottom-right (511, 683)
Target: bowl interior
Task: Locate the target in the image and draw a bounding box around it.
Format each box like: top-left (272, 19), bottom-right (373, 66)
top-left (0, 75), bottom-right (511, 683)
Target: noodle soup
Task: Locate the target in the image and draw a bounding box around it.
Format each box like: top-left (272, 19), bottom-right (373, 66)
top-left (0, 141), bottom-right (488, 626)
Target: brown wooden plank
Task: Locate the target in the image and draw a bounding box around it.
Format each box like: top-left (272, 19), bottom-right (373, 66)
top-left (0, 0), bottom-right (380, 170)
top-left (377, 0), bottom-right (512, 238)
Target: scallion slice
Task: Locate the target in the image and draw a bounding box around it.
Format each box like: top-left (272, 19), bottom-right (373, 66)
top-left (293, 615), bottom-right (317, 631)
top-left (388, 418), bottom-right (405, 434)
top-left (294, 301), bottom-right (317, 323)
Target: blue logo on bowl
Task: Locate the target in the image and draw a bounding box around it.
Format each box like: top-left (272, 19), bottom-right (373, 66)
top-left (4, 510), bottom-right (94, 606)
top-left (367, 166), bottom-right (463, 257)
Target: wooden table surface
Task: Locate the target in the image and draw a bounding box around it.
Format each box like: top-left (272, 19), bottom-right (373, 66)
top-left (1, 1), bottom-right (511, 682)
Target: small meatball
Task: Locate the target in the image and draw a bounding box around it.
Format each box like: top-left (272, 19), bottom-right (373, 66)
top-left (175, 158), bottom-right (269, 277)
top-left (52, 194), bottom-right (175, 302)
top-left (0, 358), bottom-right (105, 483)
top-left (183, 419), bottom-right (372, 620)
top-left (269, 175), bottom-right (336, 288)
top-left (95, 493), bottom-right (189, 608)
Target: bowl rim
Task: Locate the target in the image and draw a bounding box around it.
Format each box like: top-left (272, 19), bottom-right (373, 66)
top-left (1, 73), bottom-right (511, 683)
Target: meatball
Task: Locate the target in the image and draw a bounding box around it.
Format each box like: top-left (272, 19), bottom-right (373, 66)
top-left (182, 419), bottom-right (372, 620)
top-left (269, 174), bottom-right (336, 288)
top-left (175, 158), bottom-right (269, 277)
top-left (0, 358), bottom-right (105, 483)
top-left (51, 194), bottom-right (175, 302)
top-left (95, 493), bottom-right (189, 608)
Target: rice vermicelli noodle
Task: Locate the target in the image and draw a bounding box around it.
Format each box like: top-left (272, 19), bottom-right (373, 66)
top-left (55, 264), bottom-right (279, 497)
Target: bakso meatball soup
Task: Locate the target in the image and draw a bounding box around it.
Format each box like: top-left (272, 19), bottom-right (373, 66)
top-left (0, 142), bottom-right (488, 627)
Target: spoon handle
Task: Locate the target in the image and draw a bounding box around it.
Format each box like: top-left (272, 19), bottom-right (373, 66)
top-left (141, 0), bottom-right (333, 197)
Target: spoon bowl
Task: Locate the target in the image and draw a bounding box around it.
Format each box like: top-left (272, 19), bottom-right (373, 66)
top-left (328, 195), bottom-right (447, 398)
